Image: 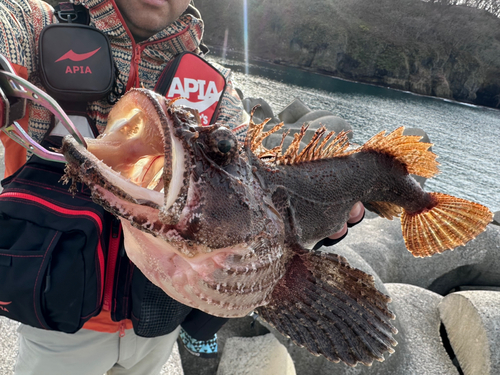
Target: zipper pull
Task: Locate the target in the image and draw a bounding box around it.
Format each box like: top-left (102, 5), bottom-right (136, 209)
top-left (119, 321), bottom-right (126, 337)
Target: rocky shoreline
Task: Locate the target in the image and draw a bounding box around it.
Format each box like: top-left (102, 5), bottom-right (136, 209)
top-left (195, 0), bottom-right (500, 110)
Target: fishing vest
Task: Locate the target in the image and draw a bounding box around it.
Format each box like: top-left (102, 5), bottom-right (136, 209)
top-left (0, 2), bottom-right (227, 337)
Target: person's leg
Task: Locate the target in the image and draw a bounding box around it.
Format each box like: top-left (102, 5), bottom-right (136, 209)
top-left (107, 326), bottom-right (181, 375)
top-left (15, 324), bottom-right (119, 375)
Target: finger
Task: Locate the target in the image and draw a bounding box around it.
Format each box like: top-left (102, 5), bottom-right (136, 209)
top-left (348, 202), bottom-right (365, 224)
top-left (329, 223), bottom-right (347, 240)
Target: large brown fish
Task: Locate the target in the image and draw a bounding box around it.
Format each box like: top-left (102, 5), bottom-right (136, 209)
top-left (61, 89), bottom-right (492, 366)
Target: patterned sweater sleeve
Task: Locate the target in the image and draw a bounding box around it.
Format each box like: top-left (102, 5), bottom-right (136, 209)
top-left (0, 0), bottom-right (53, 74)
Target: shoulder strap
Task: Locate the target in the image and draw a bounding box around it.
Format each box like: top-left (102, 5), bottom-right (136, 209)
top-left (54, 2), bottom-right (90, 25)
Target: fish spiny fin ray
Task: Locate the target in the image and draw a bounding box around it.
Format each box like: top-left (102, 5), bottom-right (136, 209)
top-left (257, 250), bottom-right (397, 366)
top-left (246, 112), bottom-right (356, 165)
top-left (361, 127), bottom-right (439, 178)
top-left (401, 192), bottom-right (493, 257)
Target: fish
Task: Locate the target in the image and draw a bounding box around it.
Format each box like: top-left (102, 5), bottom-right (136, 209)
top-left (60, 88), bottom-right (493, 366)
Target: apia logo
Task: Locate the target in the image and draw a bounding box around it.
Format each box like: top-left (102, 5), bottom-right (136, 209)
top-left (65, 66), bottom-right (93, 74)
top-left (166, 78), bottom-right (222, 125)
top-left (0, 301), bottom-right (11, 313)
top-left (56, 48), bottom-right (101, 75)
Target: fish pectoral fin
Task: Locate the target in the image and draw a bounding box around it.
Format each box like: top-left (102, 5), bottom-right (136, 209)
top-left (364, 201), bottom-right (402, 220)
top-left (401, 192), bottom-right (493, 257)
top-left (256, 250), bottom-right (397, 366)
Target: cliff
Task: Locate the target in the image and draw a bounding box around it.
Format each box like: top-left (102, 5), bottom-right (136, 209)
top-left (195, 0), bottom-right (500, 109)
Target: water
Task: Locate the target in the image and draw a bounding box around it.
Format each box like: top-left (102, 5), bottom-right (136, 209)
top-left (211, 56), bottom-right (500, 212)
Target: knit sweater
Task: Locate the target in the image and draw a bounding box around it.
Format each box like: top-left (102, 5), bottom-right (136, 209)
top-left (0, 0), bottom-right (245, 175)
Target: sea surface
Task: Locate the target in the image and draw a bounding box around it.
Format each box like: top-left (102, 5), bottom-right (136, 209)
top-left (212, 56), bottom-right (500, 212)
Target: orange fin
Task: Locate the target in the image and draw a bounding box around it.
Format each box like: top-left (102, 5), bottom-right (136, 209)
top-left (365, 201), bottom-right (402, 220)
top-left (401, 192), bottom-right (493, 257)
top-left (361, 127), bottom-right (439, 178)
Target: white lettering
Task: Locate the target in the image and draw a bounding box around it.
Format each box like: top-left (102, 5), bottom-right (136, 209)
top-left (197, 79), bottom-right (206, 100)
top-left (205, 81), bottom-right (218, 98)
top-left (184, 78), bottom-right (198, 97)
top-left (167, 77), bottom-right (186, 97)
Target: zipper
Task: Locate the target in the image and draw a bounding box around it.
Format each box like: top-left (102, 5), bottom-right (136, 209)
top-left (119, 320), bottom-right (126, 337)
top-left (0, 192), bottom-right (105, 303)
top-left (111, 1), bottom-right (191, 91)
top-left (103, 217), bottom-right (122, 311)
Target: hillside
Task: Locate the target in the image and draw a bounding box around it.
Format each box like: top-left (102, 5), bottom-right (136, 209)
top-left (194, 0), bottom-right (500, 108)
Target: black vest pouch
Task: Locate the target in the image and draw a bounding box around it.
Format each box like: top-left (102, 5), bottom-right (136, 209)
top-left (39, 23), bottom-right (114, 103)
top-left (0, 155), bottom-right (108, 333)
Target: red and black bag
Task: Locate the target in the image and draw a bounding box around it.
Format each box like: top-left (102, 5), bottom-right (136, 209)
top-left (0, 156), bottom-right (108, 333)
top-left (38, 4), bottom-right (114, 103)
top-left (155, 52), bottom-right (226, 126)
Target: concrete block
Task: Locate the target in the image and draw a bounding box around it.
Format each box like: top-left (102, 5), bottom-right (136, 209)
top-left (277, 98), bottom-right (311, 124)
top-left (217, 334), bottom-right (296, 375)
top-left (384, 283), bottom-right (459, 375)
top-left (439, 291), bottom-right (500, 375)
top-left (334, 217), bottom-right (500, 295)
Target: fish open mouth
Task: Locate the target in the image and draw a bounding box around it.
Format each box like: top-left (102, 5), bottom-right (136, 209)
top-left (61, 89), bottom-right (195, 215)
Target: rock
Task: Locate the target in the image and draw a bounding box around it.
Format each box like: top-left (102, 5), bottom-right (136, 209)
top-left (334, 216), bottom-right (500, 295)
top-left (289, 109), bottom-right (335, 127)
top-left (178, 316), bottom-right (270, 375)
top-left (384, 283), bottom-right (459, 375)
top-left (216, 334), bottom-right (296, 375)
top-left (439, 291), bottom-right (500, 375)
top-left (242, 98), bottom-right (278, 124)
top-left (492, 211), bottom-right (500, 226)
top-left (277, 98), bottom-right (311, 124)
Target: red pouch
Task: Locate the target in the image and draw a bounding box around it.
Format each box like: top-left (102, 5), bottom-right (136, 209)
top-left (155, 52), bottom-right (227, 126)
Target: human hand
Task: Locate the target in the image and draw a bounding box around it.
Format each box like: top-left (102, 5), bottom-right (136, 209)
top-left (313, 202), bottom-right (365, 250)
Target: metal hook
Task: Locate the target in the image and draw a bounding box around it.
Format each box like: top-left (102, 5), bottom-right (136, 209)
top-left (0, 70), bottom-right (87, 149)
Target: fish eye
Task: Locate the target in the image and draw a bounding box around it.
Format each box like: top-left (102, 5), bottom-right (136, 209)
top-left (217, 139), bottom-right (232, 154)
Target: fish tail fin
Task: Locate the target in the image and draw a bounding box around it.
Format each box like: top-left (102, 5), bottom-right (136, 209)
top-left (401, 192), bottom-right (493, 257)
top-left (361, 127), bottom-right (439, 178)
top-left (257, 249), bottom-right (397, 366)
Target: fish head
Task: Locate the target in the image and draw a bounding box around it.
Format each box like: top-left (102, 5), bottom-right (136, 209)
top-left (61, 88), bottom-right (285, 316)
top-left (63, 88), bottom-right (263, 252)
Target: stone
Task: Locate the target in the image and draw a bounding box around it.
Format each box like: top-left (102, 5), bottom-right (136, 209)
top-left (277, 98), bottom-right (310, 124)
top-left (383, 283), bottom-right (459, 375)
top-left (334, 216), bottom-right (500, 295)
top-left (241, 97), bottom-right (278, 124)
top-left (492, 211), bottom-right (500, 226)
top-left (439, 291), bottom-right (500, 375)
top-left (216, 334), bottom-right (296, 375)
top-left (289, 109), bottom-right (335, 127)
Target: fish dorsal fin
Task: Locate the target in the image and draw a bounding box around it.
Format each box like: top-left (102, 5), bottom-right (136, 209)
top-left (361, 127), bottom-right (439, 178)
top-left (257, 249), bottom-right (397, 366)
top-left (246, 112), bottom-right (355, 165)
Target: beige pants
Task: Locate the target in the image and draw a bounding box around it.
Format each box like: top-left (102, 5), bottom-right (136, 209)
top-left (14, 324), bottom-right (180, 375)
